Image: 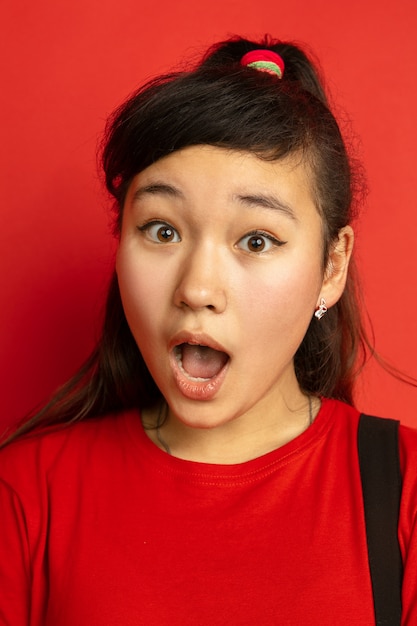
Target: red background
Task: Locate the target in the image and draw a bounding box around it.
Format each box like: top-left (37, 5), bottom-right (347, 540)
top-left (1, 0), bottom-right (417, 432)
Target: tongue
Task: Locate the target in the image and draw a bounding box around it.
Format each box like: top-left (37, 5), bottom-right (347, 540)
top-left (181, 344), bottom-right (228, 379)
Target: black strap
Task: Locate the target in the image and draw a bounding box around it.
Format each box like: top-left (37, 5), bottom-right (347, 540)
top-left (358, 414), bottom-right (403, 626)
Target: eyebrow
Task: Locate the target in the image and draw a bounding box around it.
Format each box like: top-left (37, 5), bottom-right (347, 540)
top-left (132, 182), bottom-right (184, 203)
top-left (132, 183), bottom-right (298, 221)
top-left (235, 193), bottom-right (298, 221)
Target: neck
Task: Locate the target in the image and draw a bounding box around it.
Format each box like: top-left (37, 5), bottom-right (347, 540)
top-left (144, 392), bottom-right (319, 465)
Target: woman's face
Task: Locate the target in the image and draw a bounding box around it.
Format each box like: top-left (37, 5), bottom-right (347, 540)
top-left (116, 145), bottom-right (349, 431)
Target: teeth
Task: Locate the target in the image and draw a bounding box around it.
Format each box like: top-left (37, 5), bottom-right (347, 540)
top-left (174, 344), bottom-right (211, 382)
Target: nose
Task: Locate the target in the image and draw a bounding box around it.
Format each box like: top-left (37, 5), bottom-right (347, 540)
top-left (173, 243), bottom-right (227, 314)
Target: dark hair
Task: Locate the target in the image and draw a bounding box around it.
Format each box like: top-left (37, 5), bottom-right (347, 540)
top-left (2, 36), bottom-right (369, 443)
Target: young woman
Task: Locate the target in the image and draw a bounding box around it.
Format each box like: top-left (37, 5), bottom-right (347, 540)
top-left (1, 37), bottom-right (416, 625)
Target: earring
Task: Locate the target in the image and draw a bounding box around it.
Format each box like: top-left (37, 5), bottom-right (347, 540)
top-left (314, 298), bottom-right (327, 320)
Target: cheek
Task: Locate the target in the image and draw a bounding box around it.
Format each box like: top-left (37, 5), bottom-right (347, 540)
top-left (116, 248), bottom-right (164, 334)
top-left (238, 256), bottom-right (323, 341)
top-left (243, 256), bottom-right (322, 311)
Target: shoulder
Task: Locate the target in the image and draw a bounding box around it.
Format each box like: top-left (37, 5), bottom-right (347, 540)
top-left (398, 422), bottom-right (417, 501)
top-left (319, 397), bottom-right (361, 436)
top-left (0, 410), bottom-right (140, 493)
top-left (353, 411), bottom-right (417, 481)
top-left (319, 397), bottom-right (360, 422)
top-left (398, 421), bottom-right (417, 462)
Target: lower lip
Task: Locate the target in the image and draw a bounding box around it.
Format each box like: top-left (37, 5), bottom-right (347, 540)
top-left (169, 351), bottom-right (229, 401)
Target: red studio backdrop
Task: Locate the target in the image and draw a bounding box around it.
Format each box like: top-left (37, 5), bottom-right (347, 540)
top-left (1, 0), bottom-right (417, 433)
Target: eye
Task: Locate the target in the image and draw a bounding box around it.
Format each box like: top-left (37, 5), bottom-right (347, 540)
top-left (138, 221), bottom-right (181, 243)
top-left (237, 231), bottom-right (286, 253)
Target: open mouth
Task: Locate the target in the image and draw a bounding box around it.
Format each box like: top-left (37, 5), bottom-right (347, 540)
top-left (174, 343), bottom-right (230, 382)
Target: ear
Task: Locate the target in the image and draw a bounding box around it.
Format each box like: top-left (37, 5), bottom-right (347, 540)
top-left (318, 225), bottom-right (354, 309)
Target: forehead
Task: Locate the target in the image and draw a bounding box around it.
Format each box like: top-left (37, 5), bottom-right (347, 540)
top-left (127, 145), bottom-right (319, 219)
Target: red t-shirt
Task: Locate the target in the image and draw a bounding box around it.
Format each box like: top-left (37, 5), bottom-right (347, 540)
top-left (1, 398), bottom-right (417, 625)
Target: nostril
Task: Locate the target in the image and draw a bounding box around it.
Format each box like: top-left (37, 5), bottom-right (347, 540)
top-left (175, 287), bottom-right (227, 313)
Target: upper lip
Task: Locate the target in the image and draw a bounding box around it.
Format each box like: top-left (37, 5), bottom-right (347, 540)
top-left (169, 331), bottom-right (230, 356)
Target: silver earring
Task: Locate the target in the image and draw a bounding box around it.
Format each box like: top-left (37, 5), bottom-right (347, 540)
top-left (314, 298), bottom-right (327, 320)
